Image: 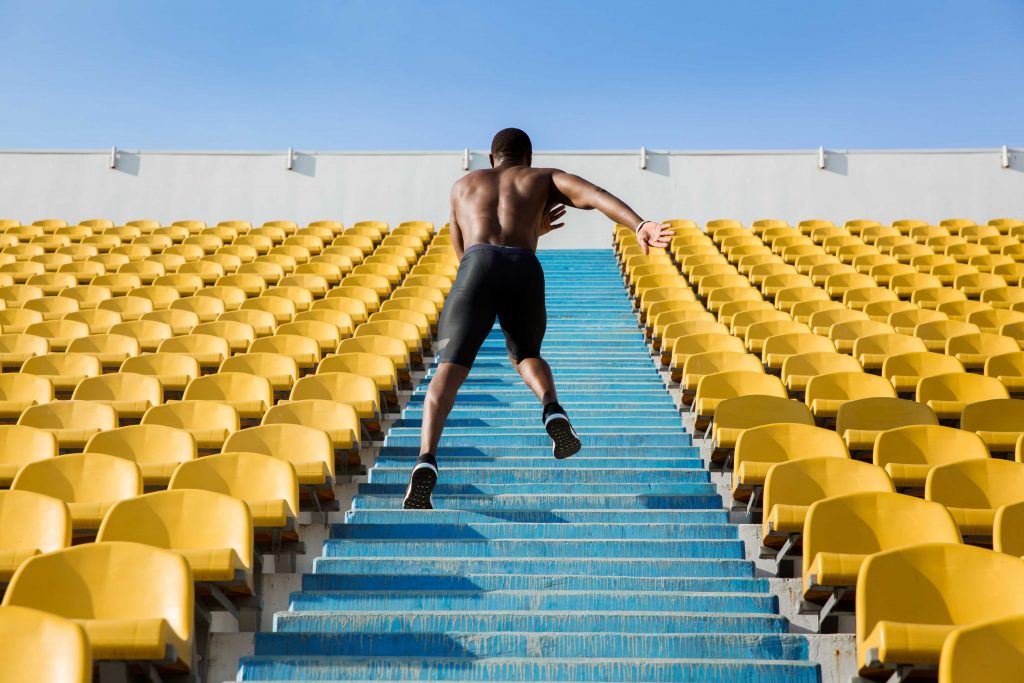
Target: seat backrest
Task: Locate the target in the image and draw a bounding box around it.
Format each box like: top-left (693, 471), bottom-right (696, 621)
top-left (917, 372), bottom-right (1009, 404)
top-left (735, 423), bottom-right (848, 470)
top-left (781, 352), bottom-right (862, 380)
top-left (317, 352), bottom-right (397, 383)
top-left (21, 352), bottom-right (101, 378)
top-left (248, 334), bottom-right (321, 362)
top-left (261, 399), bottom-right (359, 443)
top-left (336, 335), bottom-right (409, 364)
top-left (947, 332), bottom-right (1020, 356)
top-left (157, 333), bottom-right (231, 359)
top-left (2, 542), bottom-right (192, 658)
top-left (223, 423), bottom-right (334, 478)
top-left (875, 424), bottom-right (989, 468)
top-left (290, 372), bottom-right (378, 405)
top-left (220, 352), bottom-right (298, 382)
top-left (682, 351), bottom-right (763, 379)
top-left (961, 399), bottom-right (1024, 432)
top-left (986, 351), bottom-right (1024, 378)
top-left (836, 397), bottom-right (938, 434)
top-left (71, 372), bottom-right (162, 405)
top-left (11, 452), bottom-right (141, 503)
top-left (85, 424), bottom-right (196, 470)
top-left (927, 458), bottom-right (1024, 509)
top-left (142, 400), bottom-right (239, 432)
top-left (857, 543), bottom-right (1024, 664)
top-left (183, 372), bottom-right (273, 407)
top-left (805, 372), bottom-right (896, 403)
top-left (713, 396), bottom-right (813, 432)
top-left (97, 489), bottom-right (252, 569)
top-left (805, 491), bottom-right (960, 580)
top-left (168, 451), bottom-right (299, 519)
top-left (696, 371), bottom-right (787, 402)
top-left (17, 400), bottom-right (117, 432)
top-left (0, 374), bottom-right (53, 405)
top-left (0, 605), bottom-right (91, 683)
top-left (120, 351), bottom-right (201, 378)
top-left (853, 332), bottom-right (928, 358)
top-left (763, 458), bottom-right (893, 536)
top-left (0, 489), bottom-right (70, 555)
top-left (0, 424), bottom-right (58, 470)
top-left (938, 613), bottom-right (1024, 683)
top-left (762, 332), bottom-right (836, 357)
top-left (881, 351), bottom-right (965, 379)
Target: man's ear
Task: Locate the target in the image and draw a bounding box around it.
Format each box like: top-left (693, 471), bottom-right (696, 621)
top-left (488, 154), bottom-right (495, 168)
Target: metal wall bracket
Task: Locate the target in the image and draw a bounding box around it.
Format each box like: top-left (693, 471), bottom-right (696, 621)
top-left (639, 146), bottom-right (648, 170)
top-left (462, 148), bottom-right (470, 171)
top-left (109, 145), bottom-right (117, 169)
top-left (1002, 145), bottom-right (1010, 169)
top-left (286, 147), bottom-right (295, 171)
top-left (817, 146), bottom-right (826, 170)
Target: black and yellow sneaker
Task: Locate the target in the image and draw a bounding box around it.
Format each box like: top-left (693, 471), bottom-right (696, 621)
top-left (402, 452), bottom-right (438, 509)
top-left (543, 402), bottom-right (582, 459)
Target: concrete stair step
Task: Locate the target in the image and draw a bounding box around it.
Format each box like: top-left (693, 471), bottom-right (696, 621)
top-left (321, 538), bottom-right (743, 560)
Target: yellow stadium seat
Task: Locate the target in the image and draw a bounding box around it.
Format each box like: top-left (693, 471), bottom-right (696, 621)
top-left (191, 320), bottom-right (257, 355)
top-left (98, 294), bottom-right (155, 321)
top-left (290, 372), bottom-right (381, 433)
top-left (971, 306), bottom-right (1024, 334)
top-left (169, 450), bottom-right (299, 539)
top-left (667, 333), bottom-right (745, 381)
top-left (22, 294), bottom-right (80, 321)
top-left (11, 451), bottom-right (140, 533)
top-left (24, 319), bottom-right (90, 352)
top-left (727, 306), bottom-right (788, 339)
top-left (369, 309), bottom-right (430, 341)
top-left (938, 614), bottom-right (1024, 683)
top-left (169, 294), bottom-right (225, 322)
top-left (927, 458), bottom-right (1024, 540)
top-left (85, 424), bottom-right (195, 488)
top-left (220, 352), bottom-right (298, 398)
top-left (141, 400), bottom-right (238, 451)
top-left (97, 489), bottom-right (253, 597)
top-left (916, 372), bottom-right (1009, 420)
top-left (355, 320), bottom-right (422, 362)
top-left (887, 308), bottom-right (946, 336)
top-left (262, 399), bottom-right (361, 464)
top-left (780, 352), bottom-right (862, 395)
top-left (694, 371), bottom-right (787, 428)
top-left (0, 488), bottom-right (70, 586)
top-left (743, 319), bottom-right (808, 354)
top-left (20, 352), bottom-right (101, 397)
top-left (0, 373), bottom-right (52, 422)
top-left (0, 424), bottom-right (58, 488)
top-left (241, 294), bottom-right (297, 323)
top-left (881, 351), bottom-right (965, 395)
top-left (177, 259), bottom-right (226, 284)
top-left (762, 332), bottom-right (835, 371)
top-left (0, 308), bottom-right (44, 334)
top-left (947, 332), bottom-right (1020, 371)
top-left (2, 541), bottom-right (193, 670)
top-left (856, 543), bottom-right (1024, 678)
top-left (0, 332), bottom-right (48, 370)
top-left (937, 298), bottom-right (993, 322)
top-left (182, 372), bottom-right (273, 420)
top-left (807, 307), bottom-right (867, 336)
top-left (318, 351), bottom-right (399, 408)
top-left (218, 308), bottom-right (277, 337)
top-left (733, 423), bottom-right (847, 510)
top-left (248, 334), bottom-right (321, 372)
top-left (774, 286), bottom-right (827, 315)
top-left (294, 309), bottom-right (355, 337)
top-left (803, 492), bottom-right (959, 621)
top-left (71, 372), bottom-right (162, 422)
top-left (836, 397), bottom-right (939, 452)
top-left (224, 423), bottom-right (334, 497)
top-left (853, 332), bottom-right (928, 372)
top-left (64, 307), bottom-right (122, 335)
top-left (875, 424), bottom-right (989, 490)
top-left (276, 320), bottom-right (344, 355)
top-left (909, 319), bottom-right (978, 352)
top-left (65, 332), bottom-right (141, 370)
top-left (156, 333), bottom-right (230, 370)
top-left (710, 395), bottom-right (813, 458)
top-left (313, 296), bottom-right (369, 326)
top-left (804, 371), bottom-right (896, 420)
top-left (120, 352), bottom-right (200, 395)
top-left (0, 605), bottom-right (92, 683)
top-left (961, 398), bottom-right (1024, 454)
top-left (680, 351), bottom-right (762, 399)
top-left (986, 351), bottom-right (1024, 396)
top-left (762, 458), bottom-right (892, 567)
top-left (864, 299), bottom-right (915, 324)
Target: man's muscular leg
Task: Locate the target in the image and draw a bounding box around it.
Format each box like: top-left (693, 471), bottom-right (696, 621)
top-left (420, 362), bottom-right (472, 455)
top-left (512, 355), bottom-right (558, 406)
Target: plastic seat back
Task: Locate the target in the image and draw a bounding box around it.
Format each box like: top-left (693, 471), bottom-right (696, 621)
top-left (85, 424), bottom-right (196, 477)
top-left (735, 423), bottom-right (847, 476)
top-left (938, 614), bottom-right (1024, 683)
top-left (142, 400), bottom-right (239, 435)
top-left (168, 451), bottom-right (299, 521)
top-left (926, 458), bottom-right (1024, 511)
top-left (0, 605), bottom-right (90, 683)
top-left (72, 372), bottom-right (162, 406)
top-left (223, 423), bottom-right (334, 480)
top-left (2, 541), bottom-right (193, 666)
top-left (836, 397), bottom-right (938, 438)
top-left (183, 372), bottom-right (273, 412)
top-left (0, 489), bottom-right (71, 561)
top-left (11, 452), bottom-right (141, 506)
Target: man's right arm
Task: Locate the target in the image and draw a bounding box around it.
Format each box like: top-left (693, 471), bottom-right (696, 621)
top-left (448, 183), bottom-right (465, 259)
top-left (550, 170), bottom-right (673, 254)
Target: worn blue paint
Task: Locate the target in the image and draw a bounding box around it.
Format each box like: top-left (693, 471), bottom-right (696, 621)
top-left (238, 250), bottom-right (819, 682)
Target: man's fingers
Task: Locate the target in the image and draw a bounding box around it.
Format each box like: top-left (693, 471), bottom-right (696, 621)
top-left (550, 222), bottom-right (564, 230)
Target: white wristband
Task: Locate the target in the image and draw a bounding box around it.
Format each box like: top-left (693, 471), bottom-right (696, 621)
top-left (635, 220), bottom-right (653, 234)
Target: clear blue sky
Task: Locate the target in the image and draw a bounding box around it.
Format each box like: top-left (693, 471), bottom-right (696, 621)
top-left (1, 0), bottom-right (1021, 150)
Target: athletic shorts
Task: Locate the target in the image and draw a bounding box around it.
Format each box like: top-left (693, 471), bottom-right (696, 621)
top-left (436, 243), bottom-right (546, 368)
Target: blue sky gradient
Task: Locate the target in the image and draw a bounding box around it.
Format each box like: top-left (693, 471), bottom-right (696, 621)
top-left (1, 0), bottom-right (1021, 150)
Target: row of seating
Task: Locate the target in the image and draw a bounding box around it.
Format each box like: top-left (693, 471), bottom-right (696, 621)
top-left (0, 219), bottom-right (456, 679)
top-left (622, 219), bottom-right (1024, 680)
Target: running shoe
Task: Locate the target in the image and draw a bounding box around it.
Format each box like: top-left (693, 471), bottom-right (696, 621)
top-left (543, 402), bottom-right (582, 459)
top-left (403, 453), bottom-right (438, 509)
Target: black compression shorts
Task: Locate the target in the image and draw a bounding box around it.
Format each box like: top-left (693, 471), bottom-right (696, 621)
top-left (436, 243), bottom-right (546, 368)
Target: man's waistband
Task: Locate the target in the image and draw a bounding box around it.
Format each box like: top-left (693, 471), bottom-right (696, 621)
top-left (463, 243), bottom-right (536, 257)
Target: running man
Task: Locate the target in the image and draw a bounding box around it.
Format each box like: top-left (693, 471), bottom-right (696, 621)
top-left (403, 127), bottom-right (674, 509)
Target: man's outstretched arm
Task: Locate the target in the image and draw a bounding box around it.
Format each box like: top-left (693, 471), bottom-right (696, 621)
top-left (551, 170), bottom-right (673, 254)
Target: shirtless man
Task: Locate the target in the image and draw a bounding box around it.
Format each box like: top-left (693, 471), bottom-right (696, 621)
top-left (403, 127), bottom-right (674, 509)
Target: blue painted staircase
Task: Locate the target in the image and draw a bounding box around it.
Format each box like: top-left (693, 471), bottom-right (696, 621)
top-left (237, 250), bottom-right (819, 682)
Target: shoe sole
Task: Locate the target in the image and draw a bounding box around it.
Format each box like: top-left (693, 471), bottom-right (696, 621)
top-left (545, 415), bottom-right (582, 460)
top-left (403, 464), bottom-right (437, 510)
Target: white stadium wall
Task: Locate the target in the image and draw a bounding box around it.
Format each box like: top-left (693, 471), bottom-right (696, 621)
top-left (0, 147), bottom-right (1021, 249)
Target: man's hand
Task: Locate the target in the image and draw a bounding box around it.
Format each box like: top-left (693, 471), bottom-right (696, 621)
top-left (539, 204), bottom-right (567, 236)
top-left (636, 221), bottom-right (674, 254)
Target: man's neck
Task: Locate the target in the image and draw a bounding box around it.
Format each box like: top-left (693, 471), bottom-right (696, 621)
top-left (494, 157), bottom-right (530, 169)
